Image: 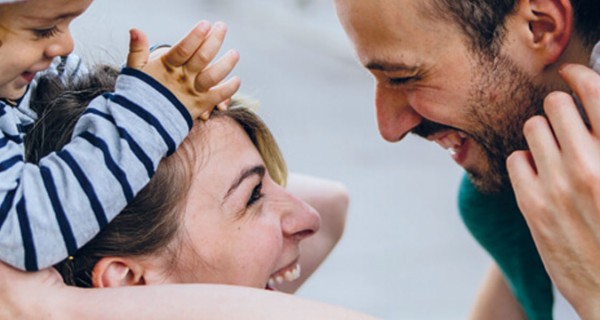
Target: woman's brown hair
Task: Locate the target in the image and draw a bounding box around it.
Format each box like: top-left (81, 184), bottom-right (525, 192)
top-left (26, 65), bottom-right (287, 287)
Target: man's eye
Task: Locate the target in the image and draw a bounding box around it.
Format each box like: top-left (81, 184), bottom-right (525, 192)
top-left (246, 182), bottom-right (264, 207)
top-left (388, 76), bottom-right (415, 86)
top-left (33, 26), bottom-right (60, 39)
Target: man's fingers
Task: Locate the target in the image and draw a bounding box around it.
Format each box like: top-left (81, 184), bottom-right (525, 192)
top-left (195, 49), bottom-right (240, 91)
top-left (163, 21), bottom-right (211, 67)
top-left (507, 151), bottom-right (539, 219)
top-left (185, 22), bottom-right (228, 75)
top-left (544, 91), bottom-right (593, 156)
top-left (559, 64), bottom-right (600, 130)
top-left (126, 28), bottom-right (150, 69)
top-left (522, 116), bottom-right (561, 177)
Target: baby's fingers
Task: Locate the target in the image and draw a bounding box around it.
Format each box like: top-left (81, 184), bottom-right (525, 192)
top-left (195, 49), bottom-right (240, 92)
top-left (216, 98), bottom-right (232, 111)
top-left (163, 21), bottom-right (211, 68)
top-left (127, 29), bottom-right (150, 69)
top-left (195, 77), bottom-right (241, 120)
top-left (185, 22), bottom-right (228, 75)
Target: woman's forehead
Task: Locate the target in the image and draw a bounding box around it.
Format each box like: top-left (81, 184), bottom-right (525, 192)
top-left (193, 117), bottom-right (263, 169)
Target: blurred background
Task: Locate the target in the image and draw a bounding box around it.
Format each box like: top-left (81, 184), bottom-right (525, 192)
top-left (72, 1), bottom-right (490, 318)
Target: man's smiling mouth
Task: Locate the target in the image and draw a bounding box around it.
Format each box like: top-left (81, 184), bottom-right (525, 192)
top-left (428, 130), bottom-right (467, 155)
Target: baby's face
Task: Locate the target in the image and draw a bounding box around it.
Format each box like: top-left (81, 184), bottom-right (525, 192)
top-left (0, 0), bottom-right (92, 100)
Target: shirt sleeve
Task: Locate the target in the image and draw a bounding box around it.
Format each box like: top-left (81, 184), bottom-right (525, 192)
top-left (0, 67), bottom-right (192, 271)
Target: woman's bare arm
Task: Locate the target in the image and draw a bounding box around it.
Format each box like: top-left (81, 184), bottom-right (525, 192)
top-left (1, 262), bottom-right (376, 319)
top-left (277, 173), bottom-right (349, 293)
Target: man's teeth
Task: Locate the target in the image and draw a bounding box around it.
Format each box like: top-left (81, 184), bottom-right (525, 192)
top-left (268, 263), bottom-right (301, 287)
top-left (435, 131), bottom-right (466, 154)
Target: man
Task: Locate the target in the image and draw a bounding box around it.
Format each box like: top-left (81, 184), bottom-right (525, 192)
top-left (335, 0), bottom-right (600, 319)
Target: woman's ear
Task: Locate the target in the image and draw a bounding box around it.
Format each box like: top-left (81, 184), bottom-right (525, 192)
top-left (91, 257), bottom-right (146, 288)
top-left (520, 0), bottom-right (573, 65)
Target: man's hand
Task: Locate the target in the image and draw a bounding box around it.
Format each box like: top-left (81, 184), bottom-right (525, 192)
top-left (507, 64), bottom-right (600, 319)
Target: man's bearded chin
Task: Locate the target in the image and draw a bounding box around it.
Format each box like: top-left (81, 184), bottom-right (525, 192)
top-left (411, 118), bottom-right (529, 195)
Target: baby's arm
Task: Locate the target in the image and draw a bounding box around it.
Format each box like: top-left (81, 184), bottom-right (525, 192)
top-left (276, 173), bottom-right (349, 293)
top-left (0, 23), bottom-right (240, 271)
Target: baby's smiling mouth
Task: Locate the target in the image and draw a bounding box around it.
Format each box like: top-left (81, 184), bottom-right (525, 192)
top-left (265, 262), bottom-right (301, 290)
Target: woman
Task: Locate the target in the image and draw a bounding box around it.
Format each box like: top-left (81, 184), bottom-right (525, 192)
top-left (25, 65), bottom-right (343, 294)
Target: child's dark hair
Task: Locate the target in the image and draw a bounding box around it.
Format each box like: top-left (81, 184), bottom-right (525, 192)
top-left (26, 65), bottom-right (119, 162)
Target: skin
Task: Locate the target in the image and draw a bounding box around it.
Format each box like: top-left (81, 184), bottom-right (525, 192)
top-left (0, 0), bottom-right (92, 100)
top-left (336, 0), bottom-right (595, 317)
top-left (508, 64), bottom-right (600, 319)
top-left (278, 173), bottom-right (348, 293)
top-left (0, 0), bottom-right (365, 319)
top-left (469, 264), bottom-right (526, 320)
top-left (0, 261), bottom-right (377, 320)
top-left (334, 0), bottom-right (558, 193)
top-left (92, 117), bottom-right (322, 291)
top-left (0, 119), bottom-right (362, 318)
top-left (0, 0), bottom-right (241, 118)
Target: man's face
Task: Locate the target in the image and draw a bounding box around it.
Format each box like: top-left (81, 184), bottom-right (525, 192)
top-left (336, 0), bottom-right (550, 193)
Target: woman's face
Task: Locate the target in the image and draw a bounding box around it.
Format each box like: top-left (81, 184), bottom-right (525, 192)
top-left (153, 117), bottom-right (321, 289)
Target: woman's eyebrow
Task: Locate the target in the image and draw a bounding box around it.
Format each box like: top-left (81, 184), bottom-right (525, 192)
top-left (223, 165), bottom-right (266, 200)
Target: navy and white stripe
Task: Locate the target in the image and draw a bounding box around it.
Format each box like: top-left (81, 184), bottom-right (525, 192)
top-left (0, 56), bottom-right (192, 270)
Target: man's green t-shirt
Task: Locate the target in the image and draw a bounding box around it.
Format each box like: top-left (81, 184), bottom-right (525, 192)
top-left (458, 175), bottom-right (553, 319)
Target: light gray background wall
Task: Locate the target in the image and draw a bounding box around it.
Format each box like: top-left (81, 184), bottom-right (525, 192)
top-left (72, 1), bottom-right (490, 318)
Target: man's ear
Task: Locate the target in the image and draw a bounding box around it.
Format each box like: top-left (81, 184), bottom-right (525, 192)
top-left (518, 0), bottom-right (573, 65)
top-left (91, 257), bottom-right (146, 288)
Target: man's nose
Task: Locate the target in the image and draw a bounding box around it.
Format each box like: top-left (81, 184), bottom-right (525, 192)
top-left (375, 84), bottom-right (422, 142)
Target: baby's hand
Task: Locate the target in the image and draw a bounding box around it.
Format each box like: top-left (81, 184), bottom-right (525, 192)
top-left (127, 22), bottom-right (241, 120)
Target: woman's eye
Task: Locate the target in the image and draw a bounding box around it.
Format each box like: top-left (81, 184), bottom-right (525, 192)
top-left (246, 182), bottom-right (264, 207)
top-left (33, 26), bottom-right (60, 39)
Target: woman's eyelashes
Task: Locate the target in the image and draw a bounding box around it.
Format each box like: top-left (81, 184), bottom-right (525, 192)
top-left (32, 26), bottom-right (60, 39)
top-left (246, 181), bottom-right (264, 208)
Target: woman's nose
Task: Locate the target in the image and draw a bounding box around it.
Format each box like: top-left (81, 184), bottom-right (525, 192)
top-left (280, 191), bottom-right (321, 242)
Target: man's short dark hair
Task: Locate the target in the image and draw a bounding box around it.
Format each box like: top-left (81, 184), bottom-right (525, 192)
top-left (423, 0), bottom-right (600, 57)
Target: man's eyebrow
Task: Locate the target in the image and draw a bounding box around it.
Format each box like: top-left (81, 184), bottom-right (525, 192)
top-left (223, 165), bottom-right (266, 201)
top-left (365, 61), bottom-right (418, 73)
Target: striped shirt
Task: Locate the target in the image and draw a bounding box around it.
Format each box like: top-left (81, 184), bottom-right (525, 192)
top-left (0, 56), bottom-right (192, 271)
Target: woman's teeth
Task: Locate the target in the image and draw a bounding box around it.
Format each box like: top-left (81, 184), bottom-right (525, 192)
top-left (268, 263), bottom-right (301, 287)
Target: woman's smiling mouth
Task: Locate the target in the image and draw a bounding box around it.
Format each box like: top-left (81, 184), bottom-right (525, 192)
top-left (266, 262), bottom-right (301, 289)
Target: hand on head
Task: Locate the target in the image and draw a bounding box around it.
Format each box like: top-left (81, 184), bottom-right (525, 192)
top-left (127, 22), bottom-right (241, 120)
top-left (507, 63), bottom-right (600, 319)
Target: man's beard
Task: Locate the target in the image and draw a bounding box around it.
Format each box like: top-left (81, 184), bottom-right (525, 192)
top-left (413, 54), bottom-right (550, 194)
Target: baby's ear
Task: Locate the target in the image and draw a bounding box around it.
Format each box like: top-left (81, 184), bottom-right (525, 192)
top-left (520, 0), bottom-right (573, 65)
top-left (91, 257), bottom-right (146, 288)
